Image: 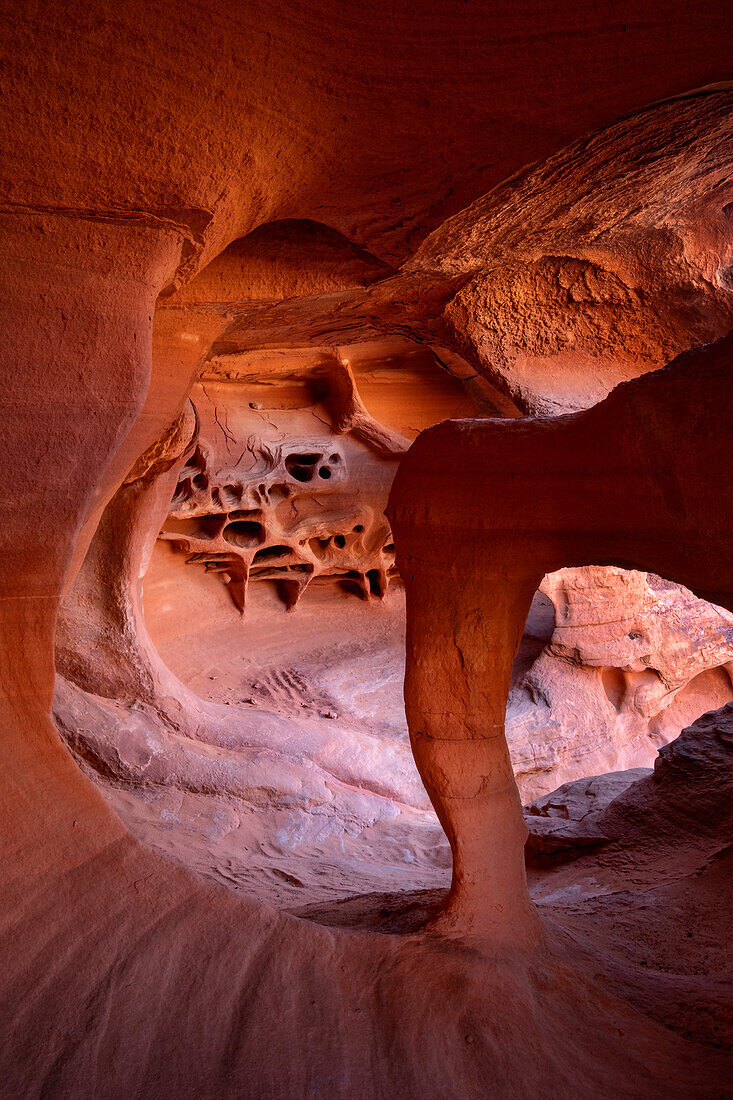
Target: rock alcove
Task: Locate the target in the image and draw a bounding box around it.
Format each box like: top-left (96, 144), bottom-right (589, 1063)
top-left (2, 8), bottom-right (733, 1097)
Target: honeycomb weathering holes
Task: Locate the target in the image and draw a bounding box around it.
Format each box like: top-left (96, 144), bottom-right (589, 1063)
top-left (159, 430), bottom-right (398, 613)
top-left (223, 520), bottom-right (267, 548)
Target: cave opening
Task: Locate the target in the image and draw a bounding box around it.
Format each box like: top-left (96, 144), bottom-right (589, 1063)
top-left (4, 8), bottom-right (733, 1092)
top-left (50, 219), bottom-right (733, 928)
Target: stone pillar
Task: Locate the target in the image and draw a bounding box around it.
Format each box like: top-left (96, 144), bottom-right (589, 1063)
top-left (401, 542), bottom-right (542, 935)
top-left (389, 334), bottom-right (733, 937)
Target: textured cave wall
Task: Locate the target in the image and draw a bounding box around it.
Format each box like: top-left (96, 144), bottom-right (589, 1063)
top-left (157, 364), bottom-right (404, 615)
top-left (51, 96), bottom-right (733, 903)
top-left (155, 339), bottom-right (482, 614)
top-left (408, 87), bottom-right (733, 413)
top-left (4, 1), bottom-right (731, 269)
top-left (1, 3), bottom-right (733, 1096)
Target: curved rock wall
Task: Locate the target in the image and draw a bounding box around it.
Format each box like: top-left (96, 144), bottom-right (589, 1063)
top-left (409, 88), bottom-right (733, 413)
top-left (2, 7), bottom-right (733, 1093)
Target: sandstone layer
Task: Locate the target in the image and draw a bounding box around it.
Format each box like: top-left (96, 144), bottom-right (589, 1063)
top-left (1, 5), bottom-right (732, 1097)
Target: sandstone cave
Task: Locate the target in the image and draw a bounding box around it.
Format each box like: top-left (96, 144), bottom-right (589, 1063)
top-left (1, 4), bottom-right (732, 1097)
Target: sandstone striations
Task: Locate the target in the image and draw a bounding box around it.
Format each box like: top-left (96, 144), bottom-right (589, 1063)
top-left (1, 5), bottom-right (732, 1097)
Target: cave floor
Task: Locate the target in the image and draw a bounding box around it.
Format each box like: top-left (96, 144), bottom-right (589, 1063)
top-left (69, 562), bottom-right (731, 1055)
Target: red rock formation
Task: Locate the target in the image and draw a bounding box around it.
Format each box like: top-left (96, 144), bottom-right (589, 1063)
top-left (2, 4), bottom-right (732, 1095)
top-left (159, 353), bottom-right (407, 613)
top-left (510, 569), bottom-right (733, 799)
top-left (407, 87), bottom-right (733, 413)
top-left (388, 333), bottom-right (733, 937)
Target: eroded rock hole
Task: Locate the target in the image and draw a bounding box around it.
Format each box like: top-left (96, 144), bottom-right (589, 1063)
top-left (220, 484), bottom-right (242, 507)
top-left (164, 515), bottom-right (223, 540)
top-left (285, 452), bottom-right (322, 482)
top-left (268, 484), bottom-right (290, 502)
top-left (228, 508), bottom-right (260, 521)
top-left (223, 520), bottom-right (266, 547)
top-left (252, 545), bottom-right (291, 561)
top-left (309, 536), bottom-right (331, 558)
top-left (366, 568), bottom-right (384, 596)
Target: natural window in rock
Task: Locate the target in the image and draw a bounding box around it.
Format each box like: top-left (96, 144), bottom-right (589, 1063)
top-left (50, 226), bottom-right (733, 939)
top-left (80, 322), bottom-right (733, 920)
top-left (6, 16), bottom-right (733, 1095)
